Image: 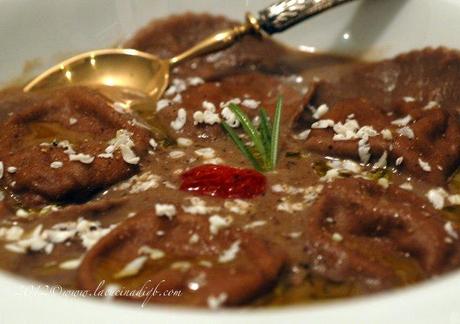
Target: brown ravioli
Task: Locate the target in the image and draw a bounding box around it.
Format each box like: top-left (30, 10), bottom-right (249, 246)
top-left (77, 210), bottom-right (285, 307)
top-left (302, 98), bottom-right (460, 185)
top-left (125, 13), bottom-right (294, 79)
top-left (313, 48), bottom-right (460, 116)
top-left (157, 72), bottom-right (308, 141)
top-left (304, 178), bottom-right (460, 291)
top-left (0, 87), bottom-right (150, 207)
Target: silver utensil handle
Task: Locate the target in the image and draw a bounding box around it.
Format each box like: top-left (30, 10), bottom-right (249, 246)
top-left (258, 0), bottom-right (353, 34)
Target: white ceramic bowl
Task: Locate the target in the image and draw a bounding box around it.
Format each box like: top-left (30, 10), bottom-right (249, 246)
top-left (1, 0), bottom-right (460, 323)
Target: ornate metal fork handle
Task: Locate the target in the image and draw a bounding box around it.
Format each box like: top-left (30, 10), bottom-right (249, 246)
top-left (258, 0), bottom-right (353, 34)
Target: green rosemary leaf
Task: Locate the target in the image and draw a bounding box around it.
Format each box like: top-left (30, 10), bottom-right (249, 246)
top-left (259, 108), bottom-right (272, 138)
top-left (270, 96), bottom-right (283, 169)
top-left (259, 108), bottom-right (272, 161)
top-left (228, 103), bottom-right (267, 165)
top-left (222, 97), bottom-right (283, 173)
top-left (221, 122), bottom-right (262, 171)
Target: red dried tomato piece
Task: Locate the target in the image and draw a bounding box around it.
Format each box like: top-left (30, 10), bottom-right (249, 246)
top-left (180, 164), bottom-right (266, 199)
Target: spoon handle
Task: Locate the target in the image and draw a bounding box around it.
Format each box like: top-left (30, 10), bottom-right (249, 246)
top-left (259, 0), bottom-right (353, 34)
top-left (169, 17), bottom-right (256, 67)
top-left (169, 0), bottom-right (353, 67)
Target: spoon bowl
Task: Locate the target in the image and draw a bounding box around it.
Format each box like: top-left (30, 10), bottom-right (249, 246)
top-left (24, 1), bottom-right (353, 101)
top-left (23, 49), bottom-right (170, 102)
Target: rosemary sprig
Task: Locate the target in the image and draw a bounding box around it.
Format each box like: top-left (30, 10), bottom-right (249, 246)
top-left (222, 97), bottom-right (283, 172)
top-left (259, 109), bottom-right (272, 157)
top-left (270, 96), bottom-right (283, 169)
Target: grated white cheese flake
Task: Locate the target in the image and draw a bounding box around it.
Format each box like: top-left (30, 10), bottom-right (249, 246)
top-left (0, 161), bottom-right (3, 179)
top-left (391, 115), bottom-right (412, 127)
top-left (373, 151), bottom-right (388, 169)
top-left (418, 158), bottom-right (432, 172)
top-left (172, 93), bottom-right (182, 103)
top-left (293, 129), bottom-right (311, 140)
top-left (219, 98), bottom-right (241, 109)
top-left (104, 129), bottom-right (140, 165)
top-left (74, 218), bottom-right (115, 249)
top-left (277, 198), bottom-right (304, 213)
top-left (169, 151), bottom-right (185, 159)
top-left (403, 96), bottom-right (415, 102)
top-left (177, 137), bottom-right (193, 147)
top-left (312, 104), bottom-right (329, 119)
top-left (171, 261), bottom-right (192, 272)
top-left (59, 258), bottom-right (82, 270)
top-left (189, 233), bottom-right (200, 244)
top-left (138, 246), bottom-right (165, 260)
top-left (7, 166), bottom-right (17, 174)
top-left (381, 129), bottom-right (393, 140)
top-left (311, 119), bottom-right (334, 129)
top-left (218, 240), bottom-right (241, 263)
top-left (341, 160), bottom-right (362, 173)
top-left (116, 172), bottom-right (160, 194)
top-left (423, 101), bottom-right (439, 110)
top-left (50, 161), bottom-right (63, 169)
top-left (194, 147), bottom-right (216, 159)
top-left (203, 101), bottom-right (216, 111)
top-left (326, 160), bottom-right (362, 175)
top-left (358, 137), bottom-right (371, 164)
top-left (244, 220), bottom-right (267, 229)
top-left (204, 156), bottom-right (221, 165)
top-left (69, 153), bottom-right (95, 164)
top-left (241, 99), bottom-right (260, 109)
top-left (187, 77), bottom-right (204, 86)
top-left (4, 225), bottom-right (49, 254)
top-left (426, 187), bottom-right (448, 210)
top-left (445, 222), bottom-right (458, 240)
top-left (149, 138), bottom-right (158, 150)
top-left (332, 233), bottom-right (343, 242)
top-left (182, 197), bottom-right (220, 215)
top-left (193, 100), bottom-right (221, 125)
top-left (170, 108), bottom-right (187, 131)
top-left (332, 118), bottom-right (360, 141)
top-left (156, 99), bottom-right (171, 112)
top-left (356, 126), bottom-right (379, 138)
top-left (397, 126), bottom-right (415, 139)
top-left (271, 184), bottom-right (284, 193)
top-left (114, 256), bottom-right (148, 279)
top-left (288, 232), bottom-right (302, 239)
top-left (207, 293), bottom-right (228, 309)
top-left (224, 199), bottom-right (252, 215)
top-left (120, 146), bottom-right (139, 164)
top-left (193, 110), bottom-right (221, 125)
top-left (399, 182), bottom-right (413, 191)
top-left (155, 203), bottom-right (177, 220)
top-left (15, 209), bottom-right (29, 218)
top-left (209, 215), bottom-right (233, 235)
top-left (221, 107), bottom-right (239, 128)
top-left (166, 78), bottom-right (188, 96)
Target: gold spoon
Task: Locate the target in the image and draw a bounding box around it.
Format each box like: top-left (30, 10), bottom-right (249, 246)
top-left (23, 0), bottom-right (352, 101)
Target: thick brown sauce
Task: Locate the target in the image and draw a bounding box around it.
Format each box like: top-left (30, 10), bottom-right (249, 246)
top-left (0, 13), bottom-right (459, 308)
